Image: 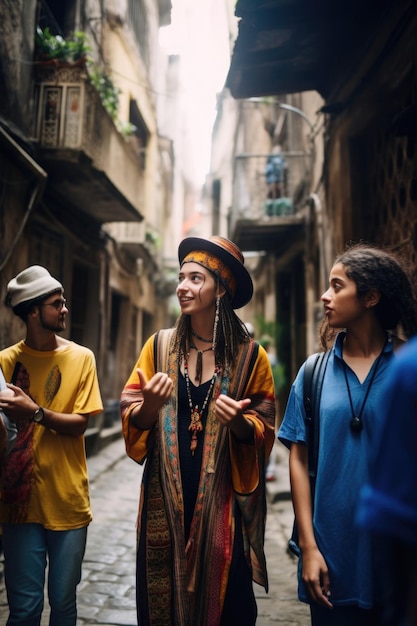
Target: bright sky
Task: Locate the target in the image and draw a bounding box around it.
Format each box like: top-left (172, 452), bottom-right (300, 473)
top-left (159, 0), bottom-right (234, 184)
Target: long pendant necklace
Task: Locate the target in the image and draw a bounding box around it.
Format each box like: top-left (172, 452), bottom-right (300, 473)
top-left (184, 355), bottom-right (219, 455)
top-left (342, 345), bottom-right (385, 433)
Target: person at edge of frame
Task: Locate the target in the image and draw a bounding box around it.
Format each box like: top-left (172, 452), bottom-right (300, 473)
top-left (356, 333), bottom-right (417, 626)
top-left (0, 265), bottom-right (103, 626)
top-left (278, 243), bottom-right (417, 626)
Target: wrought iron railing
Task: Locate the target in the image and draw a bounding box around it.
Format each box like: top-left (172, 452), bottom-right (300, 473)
top-left (232, 151), bottom-right (312, 221)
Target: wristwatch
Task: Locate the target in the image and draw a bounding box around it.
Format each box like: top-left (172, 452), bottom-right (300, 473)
top-left (31, 407), bottom-right (45, 423)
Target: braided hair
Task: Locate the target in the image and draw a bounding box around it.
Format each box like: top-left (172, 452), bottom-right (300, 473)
top-left (173, 282), bottom-right (250, 369)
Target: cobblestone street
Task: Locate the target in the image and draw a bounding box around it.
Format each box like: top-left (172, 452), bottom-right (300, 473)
top-left (0, 439), bottom-right (310, 625)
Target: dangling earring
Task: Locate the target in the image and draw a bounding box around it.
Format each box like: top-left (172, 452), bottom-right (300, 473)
top-left (212, 294), bottom-right (220, 349)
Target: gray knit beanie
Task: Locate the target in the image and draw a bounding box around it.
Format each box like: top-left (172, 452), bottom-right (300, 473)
top-left (7, 265), bottom-right (63, 308)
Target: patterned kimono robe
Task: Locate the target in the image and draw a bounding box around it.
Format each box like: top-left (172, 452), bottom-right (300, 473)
top-left (120, 329), bottom-right (276, 626)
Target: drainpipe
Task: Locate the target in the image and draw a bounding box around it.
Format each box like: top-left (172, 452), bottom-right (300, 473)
top-left (0, 127), bottom-right (47, 273)
top-left (305, 193), bottom-right (328, 354)
top-left (277, 102), bottom-right (314, 131)
top-left (308, 192), bottom-right (327, 293)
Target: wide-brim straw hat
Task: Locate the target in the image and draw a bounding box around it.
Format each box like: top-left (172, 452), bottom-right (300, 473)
top-left (178, 236), bottom-right (253, 309)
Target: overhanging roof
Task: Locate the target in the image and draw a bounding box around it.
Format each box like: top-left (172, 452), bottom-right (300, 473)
top-left (233, 214), bottom-right (305, 254)
top-left (226, 0), bottom-right (400, 99)
top-left (38, 149), bottom-right (143, 224)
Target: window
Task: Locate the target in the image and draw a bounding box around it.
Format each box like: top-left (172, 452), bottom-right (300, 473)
top-left (37, 0), bottom-right (77, 37)
top-left (128, 0), bottom-right (149, 67)
top-left (129, 98), bottom-right (150, 168)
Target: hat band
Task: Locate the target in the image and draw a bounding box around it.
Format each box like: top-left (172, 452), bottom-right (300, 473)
top-left (182, 250), bottom-right (237, 297)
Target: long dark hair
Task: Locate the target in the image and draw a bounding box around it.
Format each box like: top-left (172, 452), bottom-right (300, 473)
top-left (320, 243), bottom-right (417, 349)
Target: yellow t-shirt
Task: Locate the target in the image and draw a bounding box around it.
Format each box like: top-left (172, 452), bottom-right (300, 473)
top-left (0, 340), bottom-right (103, 530)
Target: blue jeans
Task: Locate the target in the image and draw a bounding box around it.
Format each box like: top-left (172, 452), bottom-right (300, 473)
top-left (2, 523), bottom-right (87, 626)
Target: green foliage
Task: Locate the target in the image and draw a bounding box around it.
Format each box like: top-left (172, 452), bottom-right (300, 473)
top-left (271, 362), bottom-right (286, 395)
top-left (254, 315), bottom-right (287, 393)
top-left (118, 121), bottom-right (137, 137)
top-left (35, 27), bottom-right (90, 63)
top-left (35, 27), bottom-right (133, 136)
top-left (145, 230), bottom-right (160, 248)
top-left (88, 66), bottom-right (121, 121)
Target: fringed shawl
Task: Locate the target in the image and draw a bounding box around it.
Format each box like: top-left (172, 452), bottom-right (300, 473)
top-left (120, 328), bottom-right (276, 626)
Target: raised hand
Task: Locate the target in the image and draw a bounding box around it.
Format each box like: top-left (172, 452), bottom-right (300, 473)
top-left (133, 368), bottom-right (173, 429)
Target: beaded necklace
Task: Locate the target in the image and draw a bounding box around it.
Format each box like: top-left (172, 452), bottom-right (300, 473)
top-left (191, 328), bottom-right (213, 343)
top-left (184, 355), bottom-right (219, 455)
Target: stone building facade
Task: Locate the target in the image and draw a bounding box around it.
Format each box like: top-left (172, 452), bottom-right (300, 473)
top-left (225, 0), bottom-right (417, 407)
top-left (0, 0), bottom-right (177, 451)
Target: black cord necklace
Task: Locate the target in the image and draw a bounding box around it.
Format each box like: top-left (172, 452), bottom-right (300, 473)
top-left (191, 328), bottom-right (213, 343)
top-left (189, 342), bottom-right (213, 383)
top-left (342, 344), bottom-right (386, 433)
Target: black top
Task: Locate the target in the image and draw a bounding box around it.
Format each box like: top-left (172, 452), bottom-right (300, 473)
top-left (178, 372), bottom-right (210, 542)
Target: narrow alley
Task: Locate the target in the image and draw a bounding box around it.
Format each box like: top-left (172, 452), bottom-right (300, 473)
top-left (0, 439), bottom-right (310, 625)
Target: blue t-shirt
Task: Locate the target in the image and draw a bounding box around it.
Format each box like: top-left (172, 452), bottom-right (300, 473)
top-left (265, 153), bottom-right (285, 183)
top-left (278, 331), bottom-right (395, 608)
top-left (356, 335), bottom-right (417, 546)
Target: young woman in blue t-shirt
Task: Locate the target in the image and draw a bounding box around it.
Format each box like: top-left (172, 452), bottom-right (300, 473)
top-left (279, 243), bottom-right (417, 626)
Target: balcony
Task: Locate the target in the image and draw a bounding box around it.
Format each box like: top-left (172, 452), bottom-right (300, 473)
top-left (230, 152), bottom-right (308, 254)
top-left (33, 62), bottom-right (144, 224)
top-left (105, 221), bottom-right (159, 266)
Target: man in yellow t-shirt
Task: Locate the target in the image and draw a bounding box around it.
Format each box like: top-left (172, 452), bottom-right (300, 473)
top-left (0, 265), bottom-right (103, 626)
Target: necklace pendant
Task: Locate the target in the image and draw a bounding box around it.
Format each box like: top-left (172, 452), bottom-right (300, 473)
top-left (190, 406), bottom-right (201, 425)
top-left (189, 405), bottom-right (203, 455)
top-left (350, 416), bottom-right (362, 432)
top-left (342, 347), bottom-right (386, 437)
top-left (189, 410), bottom-right (203, 431)
top-left (190, 431), bottom-right (198, 455)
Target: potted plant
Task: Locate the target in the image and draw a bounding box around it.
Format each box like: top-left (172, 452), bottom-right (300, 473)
top-left (34, 27), bottom-right (90, 66)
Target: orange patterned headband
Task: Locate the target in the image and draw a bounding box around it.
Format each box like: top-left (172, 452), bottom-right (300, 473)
top-left (182, 250), bottom-right (237, 297)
